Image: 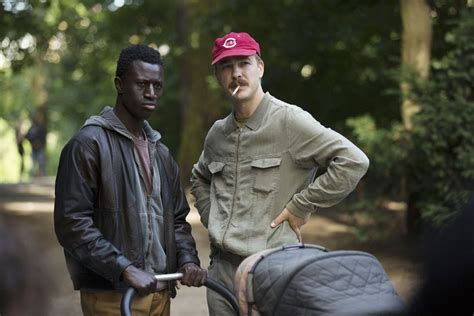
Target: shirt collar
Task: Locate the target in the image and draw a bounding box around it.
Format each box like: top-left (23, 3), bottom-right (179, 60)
top-left (223, 92), bottom-right (272, 134)
top-left (86, 106), bottom-right (162, 143)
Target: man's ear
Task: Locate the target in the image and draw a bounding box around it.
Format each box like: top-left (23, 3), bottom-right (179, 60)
top-left (258, 59), bottom-right (264, 79)
top-left (114, 76), bottom-right (123, 94)
top-left (214, 67), bottom-right (225, 88)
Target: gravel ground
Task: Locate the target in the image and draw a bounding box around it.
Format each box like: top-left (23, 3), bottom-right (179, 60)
top-left (0, 179), bottom-right (422, 315)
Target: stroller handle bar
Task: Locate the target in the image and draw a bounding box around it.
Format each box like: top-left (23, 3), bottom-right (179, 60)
top-left (120, 273), bottom-right (239, 316)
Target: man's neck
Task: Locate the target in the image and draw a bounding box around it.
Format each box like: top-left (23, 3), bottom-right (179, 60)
top-left (113, 104), bottom-right (145, 140)
top-left (233, 89), bottom-right (265, 119)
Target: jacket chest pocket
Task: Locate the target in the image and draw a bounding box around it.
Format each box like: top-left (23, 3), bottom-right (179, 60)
top-left (251, 157), bottom-right (282, 193)
top-left (208, 161), bottom-right (227, 194)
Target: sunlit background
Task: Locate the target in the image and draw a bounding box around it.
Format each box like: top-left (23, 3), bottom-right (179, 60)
top-left (1, 1), bottom-right (472, 226)
top-left (0, 1), bottom-right (473, 314)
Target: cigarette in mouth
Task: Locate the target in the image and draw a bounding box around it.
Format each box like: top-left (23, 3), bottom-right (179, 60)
top-left (232, 85), bottom-right (240, 96)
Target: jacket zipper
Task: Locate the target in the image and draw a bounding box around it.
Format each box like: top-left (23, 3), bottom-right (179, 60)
top-left (221, 127), bottom-right (242, 249)
top-left (144, 195), bottom-right (152, 264)
top-left (144, 144), bottom-right (154, 266)
top-left (134, 141), bottom-right (154, 268)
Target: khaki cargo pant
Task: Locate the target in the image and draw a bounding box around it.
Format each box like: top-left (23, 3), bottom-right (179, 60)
top-left (81, 290), bottom-right (170, 316)
top-left (207, 254), bottom-right (242, 316)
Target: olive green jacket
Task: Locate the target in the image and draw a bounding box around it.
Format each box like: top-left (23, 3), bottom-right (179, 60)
top-left (191, 93), bottom-right (369, 257)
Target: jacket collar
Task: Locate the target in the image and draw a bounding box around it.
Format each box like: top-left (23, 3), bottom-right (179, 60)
top-left (83, 106), bottom-right (162, 143)
top-left (223, 92), bottom-right (271, 135)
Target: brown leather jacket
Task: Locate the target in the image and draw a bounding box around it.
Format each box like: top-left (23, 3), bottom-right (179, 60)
top-left (54, 107), bottom-right (200, 296)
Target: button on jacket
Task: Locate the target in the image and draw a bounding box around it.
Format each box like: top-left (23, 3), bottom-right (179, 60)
top-left (191, 93), bottom-right (369, 257)
top-left (54, 107), bottom-right (199, 295)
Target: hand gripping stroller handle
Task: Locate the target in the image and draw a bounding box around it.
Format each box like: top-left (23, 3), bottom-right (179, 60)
top-left (120, 273), bottom-right (239, 316)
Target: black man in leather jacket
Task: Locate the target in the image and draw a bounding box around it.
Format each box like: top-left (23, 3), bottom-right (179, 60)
top-left (54, 44), bottom-right (207, 316)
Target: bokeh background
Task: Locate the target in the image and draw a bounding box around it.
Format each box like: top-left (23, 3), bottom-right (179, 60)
top-left (1, 0), bottom-right (473, 315)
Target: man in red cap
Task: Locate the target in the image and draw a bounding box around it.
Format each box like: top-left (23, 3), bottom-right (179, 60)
top-left (191, 32), bottom-right (370, 315)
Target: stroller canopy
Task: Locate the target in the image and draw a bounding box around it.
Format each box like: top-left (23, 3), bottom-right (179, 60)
top-left (235, 244), bottom-right (406, 316)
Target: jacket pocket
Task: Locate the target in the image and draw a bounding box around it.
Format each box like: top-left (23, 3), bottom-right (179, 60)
top-left (251, 157), bottom-right (282, 193)
top-left (207, 161), bottom-right (227, 196)
top-left (95, 208), bottom-right (121, 247)
top-left (208, 161), bottom-right (225, 175)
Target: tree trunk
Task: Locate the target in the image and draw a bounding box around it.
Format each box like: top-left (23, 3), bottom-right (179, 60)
top-left (400, 0), bottom-right (432, 130)
top-left (400, 0), bottom-right (433, 236)
top-left (175, 2), bottom-right (226, 187)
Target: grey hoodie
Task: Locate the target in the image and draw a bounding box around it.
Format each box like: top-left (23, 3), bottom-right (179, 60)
top-left (84, 107), bottom-right (167, 274)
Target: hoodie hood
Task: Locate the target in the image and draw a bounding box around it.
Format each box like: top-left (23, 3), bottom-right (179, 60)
top-left (83, 106), bottom-right (161, 143)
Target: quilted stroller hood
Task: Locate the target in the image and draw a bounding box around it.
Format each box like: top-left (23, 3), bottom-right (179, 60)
top-left (234, 244), bottom-right (406, 316)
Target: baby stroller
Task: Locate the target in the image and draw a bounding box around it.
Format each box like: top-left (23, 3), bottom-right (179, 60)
top-left (234, 244), bottom-right (406, 315)
top-left (122, 244), bottom-right (406, 315)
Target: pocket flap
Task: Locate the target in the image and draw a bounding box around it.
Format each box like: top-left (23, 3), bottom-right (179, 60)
top-left (208, 161), bottom-right (225, 174)
top-left (251, 158), bottom-right (282, 169)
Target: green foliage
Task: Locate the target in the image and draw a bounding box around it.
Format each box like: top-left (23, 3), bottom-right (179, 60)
top-left (0, 1), bottom-right (404, 170)
top-left (0, 0), bottom-right (471, 200)
top-left (203, 0), bottom-right (402, 126)
top-left (0, 118), bottom-right (24, 182)
top-left (346, 115), bottom-right (407, 200)
top-left (408, 8), bottom-right (474, 224)
top-left (344, 3), bottom-right (472, 227)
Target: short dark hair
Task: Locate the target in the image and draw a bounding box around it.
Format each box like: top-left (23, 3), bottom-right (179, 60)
top-left (115, 44), bottom-right (162, 78)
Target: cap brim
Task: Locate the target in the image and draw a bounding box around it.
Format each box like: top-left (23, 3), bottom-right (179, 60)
top-left (211, 49), bottom-right (258, 65)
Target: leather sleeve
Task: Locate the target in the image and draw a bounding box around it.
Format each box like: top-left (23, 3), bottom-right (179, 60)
top-left (54, 135), bottom-right (131, 283)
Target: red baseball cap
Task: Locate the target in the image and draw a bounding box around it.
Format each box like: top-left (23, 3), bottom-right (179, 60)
top-left (211, 32), bottom-right (261, 65)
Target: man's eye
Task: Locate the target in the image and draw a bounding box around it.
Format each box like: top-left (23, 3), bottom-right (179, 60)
top-left (153, 83), bottom-right (162, 89)
top-left (137, 82), bottom-right (145, 87)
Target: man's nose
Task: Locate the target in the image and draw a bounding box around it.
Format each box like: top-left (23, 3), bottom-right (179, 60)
top-left (232, 64), bottom-right (242, 79)
top-left (145, 84), bottom-right (158, 99)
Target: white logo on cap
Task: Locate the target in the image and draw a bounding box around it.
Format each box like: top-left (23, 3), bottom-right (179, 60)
top-left (223, 38), bottom-right (237, 48)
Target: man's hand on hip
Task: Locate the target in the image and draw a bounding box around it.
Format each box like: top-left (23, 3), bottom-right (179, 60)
top-left (122, 265), bottom-right (157, 296)
top-left (271, 208), bottom-right (308, 242)
top-left (178, 263), bottom-right (207, 287)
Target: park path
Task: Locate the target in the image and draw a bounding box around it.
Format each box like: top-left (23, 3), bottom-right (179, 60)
top-left (0, 179), bottom-right (421, 315)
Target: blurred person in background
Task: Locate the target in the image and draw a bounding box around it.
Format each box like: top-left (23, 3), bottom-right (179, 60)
top-left (25, 112), bottom-right (47, 177)
top-left (14, 118), bottom-right (25, 178)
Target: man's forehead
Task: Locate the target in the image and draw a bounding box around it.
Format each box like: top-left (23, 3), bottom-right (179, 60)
top-left (125, 60), bottom-right (163, 77)
top-left (217, 55), bottom-right (254, 65)
top-left (130, 60), bottom-right (162, 70)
